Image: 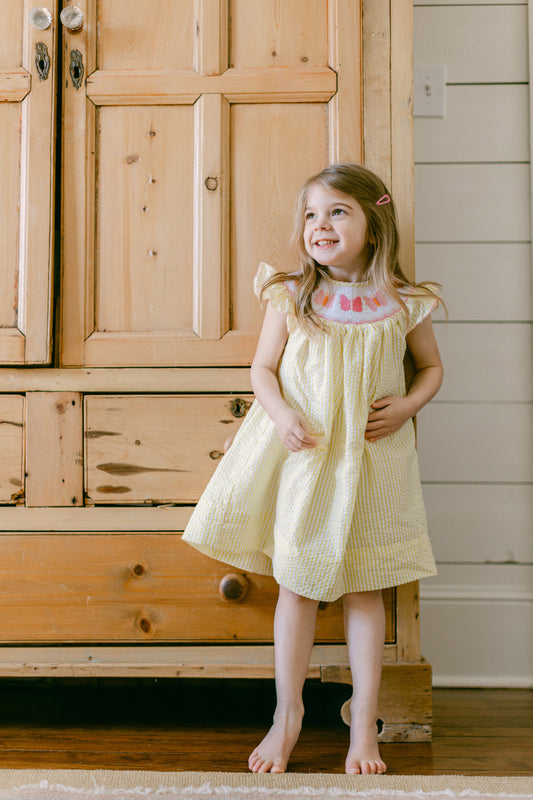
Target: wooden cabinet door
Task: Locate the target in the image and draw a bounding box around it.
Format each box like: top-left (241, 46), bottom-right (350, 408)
top-left (0, 1), bottom-right (57, 364)
top-left (60, 0), bottom-right (362, 366)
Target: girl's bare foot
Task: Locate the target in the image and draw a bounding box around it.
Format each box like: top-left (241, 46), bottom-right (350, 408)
top-left (248, 708), bottom-right (303, 773)
top-left (346, 719), bottom-right (387, 775)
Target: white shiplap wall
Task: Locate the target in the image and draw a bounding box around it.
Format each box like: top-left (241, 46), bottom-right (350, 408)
top-left (413, 0), bottom-right (533, 686)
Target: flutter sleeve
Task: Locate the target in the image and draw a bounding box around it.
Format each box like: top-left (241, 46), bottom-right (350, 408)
top-left (253, 262), bottom-right (297, 316)
top-left (403, 284), bottom-right (440, 334)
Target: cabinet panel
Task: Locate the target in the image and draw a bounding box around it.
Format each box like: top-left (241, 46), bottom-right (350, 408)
top-left (97, 0), bottom-right (196, 70)
top-left (0, 2), bottom-right (23, 62)
top-left (61, 0), bottom-right (353, 366)
top-left (0, 0), bottom-right (57, 364)
top-left (0, 533), bottom-right (395, 643)
top-left (231, 103), bottom-right (328, 332)
top-left (0, 396), bottom-right (24, 505)
top-left (0, 103), bottom-right (21, 331)
top-left (229, 0), bottom-right (329, 68)
top-left (96, 106), bottom-right (194, 332)
top-left (85, 394), bottom-right (254, 504)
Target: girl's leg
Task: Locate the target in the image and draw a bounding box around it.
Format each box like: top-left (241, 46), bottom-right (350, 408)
top-left (343, 589), bottom-right (387, 775)
top-left (249, 585), bottom-right (319, 773)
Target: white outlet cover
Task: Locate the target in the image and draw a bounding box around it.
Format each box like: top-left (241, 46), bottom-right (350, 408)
top-left (414, 64), bottom-right (447, 117)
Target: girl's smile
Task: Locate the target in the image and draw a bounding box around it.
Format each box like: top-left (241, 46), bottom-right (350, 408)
top-left (304, 184), bottom-right (371, 282)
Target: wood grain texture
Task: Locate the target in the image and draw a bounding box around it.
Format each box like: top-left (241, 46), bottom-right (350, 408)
top-left (0, 0), bottom-right (57, 364)
top-left (85, 394), bottom-right (254, 503)
top-left (25, 392), bottom-right (83, 507)
top-left (391, 0), bottom-right (415, 282)
top-left (0, 395), bottom-right (24, 504)
top-left (0, 643), bottom-right (398, 675)
top-left (194, 0), bottom-right (228, 75)
top-left (96, 105), bottom-right (195, 334)
top-left (0, 533), bottom-right (394, 644)
top-left (60, 0), bottom-right (89, 365)
top-left (230, 103), bottom-right (327, 332)
top-left (0, 686), bottom-right (528, 774)
top-left (328, 0), bottom-right (362, 164)
top-left (0, 103), bottom-right (22, 330)
top-left (86, 68), bottom-right (337, 104)
top-left (0, 367), bottom-right (253, 392)
top-left (21, 0), bottom-right (57, 363)
top-left (97, 0), bottom-right (196, 70)
top-left (0, 0), bottom-right (23, 65)
top-left (0, 69), bottom-right (30, 100)
top-left (193, 94), bottom-right (230, 339)
top-left (229, 0), bottom-right (328, 69)
top-left (362, 0), bottom-right (391, 185)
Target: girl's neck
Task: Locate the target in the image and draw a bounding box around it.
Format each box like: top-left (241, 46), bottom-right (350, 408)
top-left (324, 265), bottom-right (367, 284)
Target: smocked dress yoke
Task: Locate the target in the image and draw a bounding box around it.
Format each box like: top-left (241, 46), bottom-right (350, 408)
top-left (182, 263), bottom-right (438, 602)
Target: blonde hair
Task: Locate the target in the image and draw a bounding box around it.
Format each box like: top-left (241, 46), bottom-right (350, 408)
top-left (261, 162), bottom-right (443, 334)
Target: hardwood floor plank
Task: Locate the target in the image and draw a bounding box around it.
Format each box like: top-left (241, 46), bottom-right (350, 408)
top-left (0, 682), bottom-right (530, 775)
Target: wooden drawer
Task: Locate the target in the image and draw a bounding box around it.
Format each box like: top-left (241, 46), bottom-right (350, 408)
top-left (85, 394), bottom-right (253, 504)
top-left (0, 534), bottom-right (395, 643)
top-left (0, 395), bottom-right (24, 504)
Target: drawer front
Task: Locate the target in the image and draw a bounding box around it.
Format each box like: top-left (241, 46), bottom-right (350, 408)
top-left (85, 394), bottom-right (253, 504)
top-left (0, 534), bottom-right (395, 643)
top-left (0, 395), bottom-right (24, 504)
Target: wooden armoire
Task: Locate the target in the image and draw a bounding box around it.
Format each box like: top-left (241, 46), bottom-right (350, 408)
top-left (0, 0), bottom-right (432, 741)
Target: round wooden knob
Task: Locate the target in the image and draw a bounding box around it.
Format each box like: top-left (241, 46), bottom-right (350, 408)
top-left (219, 573), bottom-right (249, 602)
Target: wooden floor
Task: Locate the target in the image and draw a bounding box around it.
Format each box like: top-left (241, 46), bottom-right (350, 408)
top-left (0, 679), bottom-right (531, 775)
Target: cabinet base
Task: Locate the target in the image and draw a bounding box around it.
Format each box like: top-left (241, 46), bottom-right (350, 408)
top-left (0, 645), bottom-right (432, 742)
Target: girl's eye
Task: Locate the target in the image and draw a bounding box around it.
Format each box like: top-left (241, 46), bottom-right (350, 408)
top-left (331, 208), bottom-right (345, 216)
top-left (305, 212), bottom-right (315, 220)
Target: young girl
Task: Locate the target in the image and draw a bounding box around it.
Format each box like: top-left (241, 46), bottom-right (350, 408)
top-left (183, 162), bottom-right (444, 775)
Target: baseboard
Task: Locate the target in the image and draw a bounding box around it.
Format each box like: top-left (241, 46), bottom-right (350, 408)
top-left (432, 675), bottom-right (533, 688)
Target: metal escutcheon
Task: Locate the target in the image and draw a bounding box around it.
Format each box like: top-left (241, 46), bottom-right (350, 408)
top-left (35, 42), bottom-right (50, 81)
top-left (29, 7), bottom-right (52, 30)
top-left (230, 398), bottom-right (247, 418)
top-left (60, 4), bottom-right (84, 31)
top-left (69, 49), bottom-right (84, 89)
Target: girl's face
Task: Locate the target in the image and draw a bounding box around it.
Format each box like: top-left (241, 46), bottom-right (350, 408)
top-left (303, 183), bottom-right (370, 281)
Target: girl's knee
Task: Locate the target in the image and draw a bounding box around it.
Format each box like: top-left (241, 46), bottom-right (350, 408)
top-left (342, 589), bottom-right (383, 608)
top-left (278, 585), bottom-right (319, 607)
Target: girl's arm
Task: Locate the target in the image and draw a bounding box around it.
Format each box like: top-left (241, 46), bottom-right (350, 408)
top-left (365, 315), bottom-right (443, 442)
top-left (251, 302), bottom-right (317, 452)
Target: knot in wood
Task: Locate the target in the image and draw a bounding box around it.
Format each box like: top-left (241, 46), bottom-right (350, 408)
top-left (139, 617), bottom-right (152, 634)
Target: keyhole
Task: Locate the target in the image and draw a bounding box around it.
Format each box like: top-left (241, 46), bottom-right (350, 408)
top-left (39, 59), bottom-right (46, 72)
top-left (72, 66), bottom-right (80, 79)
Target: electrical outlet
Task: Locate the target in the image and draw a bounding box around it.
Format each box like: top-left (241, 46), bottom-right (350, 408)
top-left (413, 64), bottom-right (447, 117)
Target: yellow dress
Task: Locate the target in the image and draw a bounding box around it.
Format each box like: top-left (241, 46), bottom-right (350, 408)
top-left (182, 263), bottom-right (438, 602)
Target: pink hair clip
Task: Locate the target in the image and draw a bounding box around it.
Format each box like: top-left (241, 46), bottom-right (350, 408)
top-left (376, 194), bottom-right (391, 205)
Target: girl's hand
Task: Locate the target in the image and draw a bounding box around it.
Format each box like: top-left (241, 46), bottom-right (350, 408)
top-left (365, 396), bottom-right (415, 442)
top-left (274, 407), bottom-right (318, 452)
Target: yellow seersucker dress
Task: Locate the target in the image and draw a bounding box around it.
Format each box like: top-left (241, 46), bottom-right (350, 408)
top-left (182, 263), bottom-right (438, 602)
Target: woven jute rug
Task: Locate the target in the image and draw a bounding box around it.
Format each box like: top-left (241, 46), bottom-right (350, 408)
top-left (0, 771), bottom-right (531, 800)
